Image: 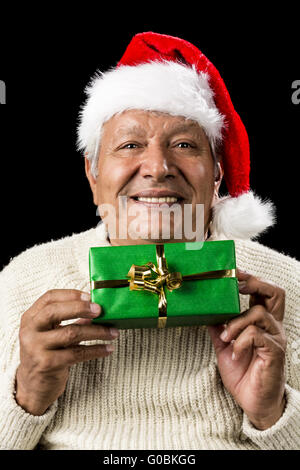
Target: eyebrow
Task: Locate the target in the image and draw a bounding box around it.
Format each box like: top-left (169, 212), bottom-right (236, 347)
top-left (166, 123), bottom-right (204, 138)
top-left (115, 122), bottom-right (204, 139)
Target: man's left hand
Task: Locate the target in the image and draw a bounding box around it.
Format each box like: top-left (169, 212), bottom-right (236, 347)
top-left (207, 268), bottom-right (287, 430)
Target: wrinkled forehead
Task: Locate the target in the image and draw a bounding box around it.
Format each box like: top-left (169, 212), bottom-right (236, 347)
top-left (101, 109), bottom-right (209, 143)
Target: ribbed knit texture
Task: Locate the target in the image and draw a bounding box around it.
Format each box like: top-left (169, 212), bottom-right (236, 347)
top-left (0, 224), bottom-right (299, 450)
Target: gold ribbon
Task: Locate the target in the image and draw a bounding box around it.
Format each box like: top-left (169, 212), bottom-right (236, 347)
top-left (91, 244), bottom-right (236, 328)
top-left (127, 245), bottom-right (183, 328)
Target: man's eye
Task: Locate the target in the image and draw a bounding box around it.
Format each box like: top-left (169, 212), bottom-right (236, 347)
top-left (177, 142), bottom-right (193, 148)
top-left (122, 143), bottom-right (138, 149)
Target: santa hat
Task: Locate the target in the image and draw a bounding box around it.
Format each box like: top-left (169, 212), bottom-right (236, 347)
top-left (77, 31), bottom-right (275, 240)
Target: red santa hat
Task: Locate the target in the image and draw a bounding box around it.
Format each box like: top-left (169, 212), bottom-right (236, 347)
top-left (77, 32), bottom-right (275, 240)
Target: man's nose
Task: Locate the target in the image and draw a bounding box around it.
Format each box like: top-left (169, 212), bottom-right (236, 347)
top-left (139, 145), bottom-right (177, 181)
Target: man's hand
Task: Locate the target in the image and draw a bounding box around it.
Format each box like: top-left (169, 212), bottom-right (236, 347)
top-left (16, 289), bottom-right (119, 416)
top-left (207, 269), bottom-right (287, 430)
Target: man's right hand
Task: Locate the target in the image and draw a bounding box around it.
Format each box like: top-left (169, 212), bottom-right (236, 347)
top-left (15, 289), bottom-right (119, 416)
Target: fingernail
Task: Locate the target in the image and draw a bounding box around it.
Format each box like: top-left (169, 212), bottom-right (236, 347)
top-left (81, 292), bottom-right (91, 302)
top-left (220, 329), bottom-right (228, 341)
top-left (238, 281), bottom-right (247, 291)
top-left (90, 303), bottom-right (101, 315)
top-left (232, 352), bottom-right (236, 361)
top-left (106, 344), bottom-right (115, 352)
top-left (110, 328), bottom-right (119, 338)
top-left (238, 269), bottom-right (249, 274)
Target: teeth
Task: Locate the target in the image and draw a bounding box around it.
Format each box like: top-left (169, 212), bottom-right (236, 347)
top-left (137, 197), bottom-right (178, 203)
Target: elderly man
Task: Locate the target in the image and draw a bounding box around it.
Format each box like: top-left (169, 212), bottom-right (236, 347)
top-left (0, 32), bottom-right (299, 450)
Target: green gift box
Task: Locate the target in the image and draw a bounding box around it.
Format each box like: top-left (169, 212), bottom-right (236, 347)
top-left (89, 240), bottom-right (240, 329)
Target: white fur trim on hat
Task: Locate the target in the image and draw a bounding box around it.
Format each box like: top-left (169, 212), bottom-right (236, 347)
top-left (211, 191), bottom-right (276, 240)
top-left (77, 61), bottom-right (225, 157)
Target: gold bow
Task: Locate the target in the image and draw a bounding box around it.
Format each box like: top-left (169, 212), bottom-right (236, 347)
top-left (127, 245), bottom-right (182, 328)
top-left (91, 244), bottom-right (235, 328)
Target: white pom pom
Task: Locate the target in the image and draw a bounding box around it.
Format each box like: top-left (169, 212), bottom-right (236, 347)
top-left (211, 191), bottom-right (276, 240)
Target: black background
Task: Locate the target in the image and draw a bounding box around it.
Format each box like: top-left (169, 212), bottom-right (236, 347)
top-left (0, 8), bottom-right (299, 270)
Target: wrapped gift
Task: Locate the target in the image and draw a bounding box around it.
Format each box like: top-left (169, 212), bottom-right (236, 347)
top-left (89, 240), bottom-right (240, 329)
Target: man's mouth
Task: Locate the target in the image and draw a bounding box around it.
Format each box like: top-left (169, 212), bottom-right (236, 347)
top-left (128, 189), bottom-right (185, 207)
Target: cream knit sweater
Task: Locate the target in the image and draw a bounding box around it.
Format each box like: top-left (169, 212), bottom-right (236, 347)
top-left (0, 224), bottom-right (299, 450)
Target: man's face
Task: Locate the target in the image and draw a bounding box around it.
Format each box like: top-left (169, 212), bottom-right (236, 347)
top-left (86, 110), bottom-right (221, 245)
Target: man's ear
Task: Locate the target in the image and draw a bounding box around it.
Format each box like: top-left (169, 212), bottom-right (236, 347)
top-left (84, 155), bottom-right (98, 205)
top-left (214, 161), bottom-right (224, 194)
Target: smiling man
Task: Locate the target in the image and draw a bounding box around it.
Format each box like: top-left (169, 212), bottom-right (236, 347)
top-left (86, 110), bottom-right (215, 244)
top-left (0, 32), bottom-right (300, 450)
